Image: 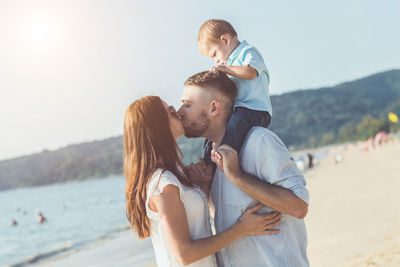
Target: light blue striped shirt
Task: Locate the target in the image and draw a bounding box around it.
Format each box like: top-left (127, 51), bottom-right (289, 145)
top-left (227, 40), bottom-right (272, 115)
top-left (211, 127), bottom-right (309, 267)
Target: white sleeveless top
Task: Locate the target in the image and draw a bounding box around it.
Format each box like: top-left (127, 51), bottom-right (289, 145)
top-left (145, 169), bottom-right (217, 267)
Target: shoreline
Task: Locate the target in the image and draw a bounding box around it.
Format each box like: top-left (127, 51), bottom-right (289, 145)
top-left (7, 226), bottom-right (131, 267)
top-left (28, 230), bottom-right (155, 267)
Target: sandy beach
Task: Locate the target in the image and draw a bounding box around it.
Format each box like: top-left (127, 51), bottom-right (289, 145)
top-left (306, 141), bottom-right (400, 266)
top-left (33, 141), bottom-right (400, 267)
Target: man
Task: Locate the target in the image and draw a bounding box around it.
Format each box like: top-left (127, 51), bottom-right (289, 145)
top-left (178, 70), bottom-right (310, 266)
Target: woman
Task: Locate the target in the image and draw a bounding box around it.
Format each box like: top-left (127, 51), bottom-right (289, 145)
top-left (124, 96), bottom-right (281, 266)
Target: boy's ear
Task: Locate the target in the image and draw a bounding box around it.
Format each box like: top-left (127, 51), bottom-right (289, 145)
top-left (209, 100), bottom-right (221, 118)
top-left (220, 34), bottom-right (231, 46)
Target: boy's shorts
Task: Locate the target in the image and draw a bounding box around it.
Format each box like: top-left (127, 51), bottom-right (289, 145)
top-left (202, 107), bottom-right (271, 164)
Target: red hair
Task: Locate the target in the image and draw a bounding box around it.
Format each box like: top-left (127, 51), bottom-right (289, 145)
top-left (123, 96), bottom-right (192, 239)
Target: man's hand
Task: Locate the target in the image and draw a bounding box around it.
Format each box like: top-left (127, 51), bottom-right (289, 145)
top-left (211, 148), bottom-right (224, 172)
top-left (211, 142), bottom-right (226, 172)
top-left (212, 144), bottom-right (243, 181)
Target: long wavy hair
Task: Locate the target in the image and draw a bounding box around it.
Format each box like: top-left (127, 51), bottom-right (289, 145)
top-left (123, 95), bottom-right (192, 239)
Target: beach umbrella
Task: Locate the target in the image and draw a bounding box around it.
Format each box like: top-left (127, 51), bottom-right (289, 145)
top-left (388, 112), bottom-right (398, 123)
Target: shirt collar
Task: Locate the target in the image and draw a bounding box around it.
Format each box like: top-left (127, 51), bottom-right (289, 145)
top-left (227, 40), bottom-right (248, 65)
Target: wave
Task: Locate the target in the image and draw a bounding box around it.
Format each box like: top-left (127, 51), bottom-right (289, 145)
top-left (8, 225), bottom-right (131, 267)
top-left (8, 243), bottom-right (74, 267)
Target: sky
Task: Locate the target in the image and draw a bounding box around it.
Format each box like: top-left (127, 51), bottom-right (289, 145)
top-left (0, 0), bottom-right (399, 160)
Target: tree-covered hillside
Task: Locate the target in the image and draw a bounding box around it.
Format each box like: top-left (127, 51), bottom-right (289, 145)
top-left (270, 69), bottom-right (400, 148)
top-left (1, 69), bottom-right (399, 190)
top-left (0, 136), bottom-right (203, 191)
top-left (0, 137), bottom-right (123, 190)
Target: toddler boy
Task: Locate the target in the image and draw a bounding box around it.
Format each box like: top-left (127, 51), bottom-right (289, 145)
top-left (197, 19), bottom-right (272, 163)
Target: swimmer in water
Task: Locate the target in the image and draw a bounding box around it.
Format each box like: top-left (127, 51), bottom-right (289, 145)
top-left (38, 212), bottom-right (46, 224)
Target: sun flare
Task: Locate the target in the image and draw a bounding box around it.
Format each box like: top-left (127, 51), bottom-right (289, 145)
top-left (30, 23), bottom-right (49, 42)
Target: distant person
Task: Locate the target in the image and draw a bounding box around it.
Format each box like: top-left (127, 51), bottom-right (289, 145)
top-left (362, 141), bottom-right (370, 153)
top-left (11, 219), bottom-right (18, 226)
top-left (368, 137), bottom-right (375, 150)
top-left (307, 153), bottom-right (314, 169)
top-left (375, 131), bottom-right (387, 146)
top-left (123, 96), bottom-right (281, 267)
top-left (197, 19), bottom-right (272, 164)
top-left (38, 212), bottom-right (46, 224)
top-left (334, 154), bottom-right (343, 165)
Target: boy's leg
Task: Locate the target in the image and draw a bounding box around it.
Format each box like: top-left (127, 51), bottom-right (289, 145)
top-left (205, 108), bottom-right (271, 163)
top-left (220, 107), bottom-right (253, 153)
top-left (249, 109), bottom-right (271, 128)
top-left (263, 112), bottom-right (272, 128)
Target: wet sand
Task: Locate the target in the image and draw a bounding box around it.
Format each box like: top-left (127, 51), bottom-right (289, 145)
top-left (33, 232), bottom-right (155, 267)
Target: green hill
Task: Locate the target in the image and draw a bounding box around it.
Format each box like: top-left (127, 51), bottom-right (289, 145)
top-left (1, 69), bottom-right (399, 191)
top-left (269, 69), bottom-right (400, 148)
top-left (0, 136), bottom-right (203, 191)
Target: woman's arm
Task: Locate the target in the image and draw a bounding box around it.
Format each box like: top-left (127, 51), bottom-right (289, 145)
top-left (149, 185), bottom-right (280, 266)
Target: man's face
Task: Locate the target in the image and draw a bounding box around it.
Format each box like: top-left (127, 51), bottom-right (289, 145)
top-left (177, 85), bottom-right (211, 138)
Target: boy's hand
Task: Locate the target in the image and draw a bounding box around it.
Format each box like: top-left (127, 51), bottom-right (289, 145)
top-left (212, 65), bottom-right (257, 80)
top-left (211, 65), bottom-right (230, 74)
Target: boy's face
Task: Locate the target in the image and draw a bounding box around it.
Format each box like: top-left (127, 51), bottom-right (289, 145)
top-left (206, 40), bottom-right (232, 65)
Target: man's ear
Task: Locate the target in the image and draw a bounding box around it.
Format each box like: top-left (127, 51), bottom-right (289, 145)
top-left (209, 100), bottom-right (221, 118)
top-left (220, 34), bottom-right (231, 46)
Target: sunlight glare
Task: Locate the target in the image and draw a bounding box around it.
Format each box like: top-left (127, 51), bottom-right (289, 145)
top-left (31, 23), bottom-right (49, 42)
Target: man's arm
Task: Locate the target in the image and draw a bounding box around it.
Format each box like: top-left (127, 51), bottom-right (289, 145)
top-left (231, 169), bottom-right (308, 219)
top-left (212, 65), bottom-right (257, 80)
top-left (214, 145), bottom-right (308, 219)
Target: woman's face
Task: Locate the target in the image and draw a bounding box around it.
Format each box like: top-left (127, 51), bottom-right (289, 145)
top-left (162, 101), bottom-right (184, 139)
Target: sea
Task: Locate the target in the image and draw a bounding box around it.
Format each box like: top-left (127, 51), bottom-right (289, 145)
top-left (0, 176), bottom-right (144, 266)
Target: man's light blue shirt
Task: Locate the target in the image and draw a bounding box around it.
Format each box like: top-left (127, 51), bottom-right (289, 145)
top-left (227, 40), bottom-right (272, 115)
top-left (211, 127), bottom-right (309, 267)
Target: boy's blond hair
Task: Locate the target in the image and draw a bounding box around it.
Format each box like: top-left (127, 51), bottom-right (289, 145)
top-left (197, 19), bottom-right (237, 56)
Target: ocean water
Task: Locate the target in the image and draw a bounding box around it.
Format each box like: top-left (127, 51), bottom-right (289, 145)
top-left (0, 177), bottom-right (137, 266)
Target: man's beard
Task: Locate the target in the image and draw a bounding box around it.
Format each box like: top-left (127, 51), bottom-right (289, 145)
top-left (183, 111), bottom-right (210, 138)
